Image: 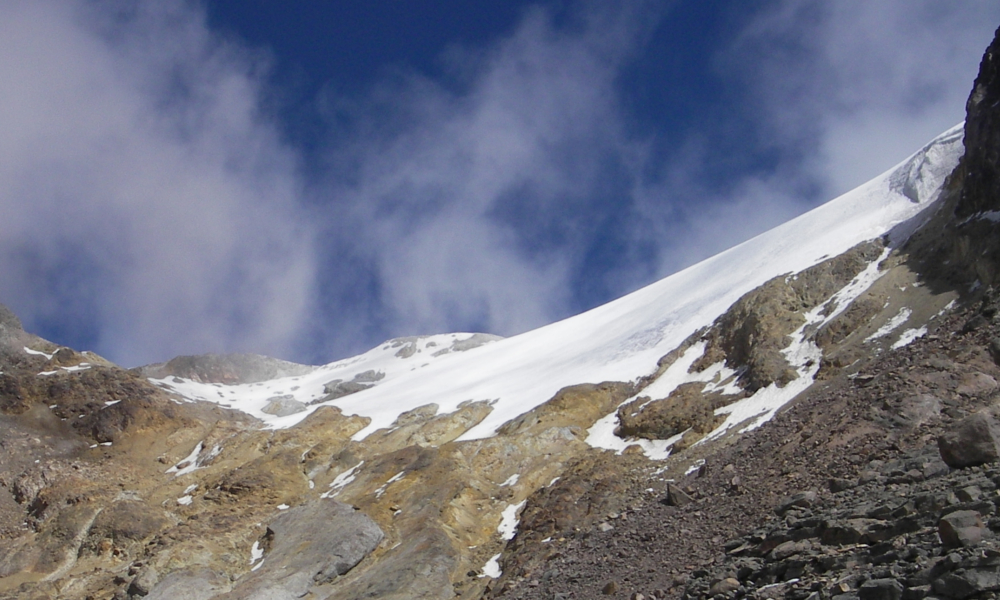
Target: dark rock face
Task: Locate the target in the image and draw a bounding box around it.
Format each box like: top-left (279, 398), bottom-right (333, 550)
top-left (956, 25), bottom-right (1000, 219)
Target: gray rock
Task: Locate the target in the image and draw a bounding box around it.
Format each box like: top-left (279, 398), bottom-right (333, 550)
top-left (956, 485), bottom-right (982, 502)
top-left (859, 579), bottom-right (903, 600)
top-left (989, 337), bottom-right (1000, 365)
top-left (922, 459), bottom-right (951, 480)
top-left (324, 528), bottom-right (455, 600)
top-left (820, 519), bottom-right (875, 546)
top-left (450, 333), bottom-right (502, 352)
top-left (128, 565), bottom-right (159, 596)
top-left (939, 510), bottom-right (985, 548)
top-left (0, 303), bottom-right (24, 348)
top-left (320, 380), bottom-right (374, 401)
top-left (145, 567), bottom-right (232, 600)
top-left (260, 395), bottom-right (307, 417)
top-left (351, 369), bottom-right (385, 383)
top-left (220, 500), bottom-right (383, 599)
top-left (830, 478), bottom-right (855, 493)
top-left (938, 412), bottom-right (1000, 468)
top-left (955, 372), bottom-right (999, 397)
top-left (770, 540), bottom-right (803, 560)
top-left (138, 353), bottom-right (314, 384)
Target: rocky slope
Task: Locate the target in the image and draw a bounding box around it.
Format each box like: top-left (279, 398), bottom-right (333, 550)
top-left (1, 24), bottom-right (999, 600)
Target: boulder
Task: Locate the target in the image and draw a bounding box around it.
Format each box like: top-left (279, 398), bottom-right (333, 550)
top-left (938, 412), bottom-right (1000, 468)
top-left (939, 510), bottom-right (985, 548)
top-left (897, 394), bottom-right (941, 427)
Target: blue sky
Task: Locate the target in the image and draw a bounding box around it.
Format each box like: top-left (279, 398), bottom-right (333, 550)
top-left (0, 1), bottom-right (996, 367)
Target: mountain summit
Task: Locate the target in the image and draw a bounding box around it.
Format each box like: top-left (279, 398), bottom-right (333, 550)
top-left (3, 25), bottom-right (1000, 600)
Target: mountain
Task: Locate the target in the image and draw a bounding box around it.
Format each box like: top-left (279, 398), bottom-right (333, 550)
top-left (2, 25), bottom-right (1000, 600)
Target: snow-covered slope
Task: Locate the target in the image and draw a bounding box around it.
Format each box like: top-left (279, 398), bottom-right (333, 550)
top-left (151, 124), bottom-right (965, 446)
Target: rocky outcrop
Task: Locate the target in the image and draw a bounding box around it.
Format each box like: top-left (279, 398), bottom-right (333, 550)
top-left (615, 383), bottom-right (726, 441)
top-left (318, 370), bottom-right (387, 402)
top-left (691, 240), bottom-right (886, 392)
top-left (138, 353), bottom-right (316, 384)
top-left (214, 500), bottom-right (384, 599)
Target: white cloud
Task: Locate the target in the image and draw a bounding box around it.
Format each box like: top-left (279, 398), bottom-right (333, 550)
top-left (729, 1), bottom-right (999, 197)
top-left (0, 1), bottom-right (314, 366)
top-left (315, 6), bottom-right (649, 344)
top-left (633, 2), bottom-right (998, 282)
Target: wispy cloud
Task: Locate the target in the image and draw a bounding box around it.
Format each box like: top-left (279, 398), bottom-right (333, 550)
top-left (729, 1), bottom-right (997, 197)
top-left (0, 1), bottom-right (314, 366)
top-left (309, 5), bottom-right (659, 356)
top-left (632, 1), bottom-right (998, 280)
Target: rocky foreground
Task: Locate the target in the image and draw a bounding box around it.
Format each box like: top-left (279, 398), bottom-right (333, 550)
top-left (486, 300), bottom-right (1000, 600)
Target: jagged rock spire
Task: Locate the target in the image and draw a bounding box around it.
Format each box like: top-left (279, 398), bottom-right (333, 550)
top-left (957, 25), bottom-right (1000, 218)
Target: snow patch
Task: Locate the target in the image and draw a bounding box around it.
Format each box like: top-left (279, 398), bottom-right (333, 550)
top-left (321, 461), bottom-right (364, 499)
top-left (685, 460), bottom-right (705, 476)
top-left (866, 308), bottom-right (913, 342)
top-left (165, 442), bottom-right (204, 477)
top-left (892, 327), bottom-right (927, 349)
top-left (249, 541), bottom-right (264, 565)
top-left (374, 471), bottom-right (405, 499)
top-left (497, 500), bottom-right (526, 541)
top-left (481, 553), bottom-right (502, 578)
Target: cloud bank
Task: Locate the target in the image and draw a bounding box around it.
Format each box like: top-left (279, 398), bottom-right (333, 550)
top-left (0, 1), bottom-right (314, 365)
top-left (0, 1), bottom-right (996, 367)
top-left (633, 1), bottom-right (999, 279)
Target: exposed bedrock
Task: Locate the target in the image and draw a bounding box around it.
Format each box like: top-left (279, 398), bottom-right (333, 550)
top-left (693, 240), bottom-right (886, 392)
